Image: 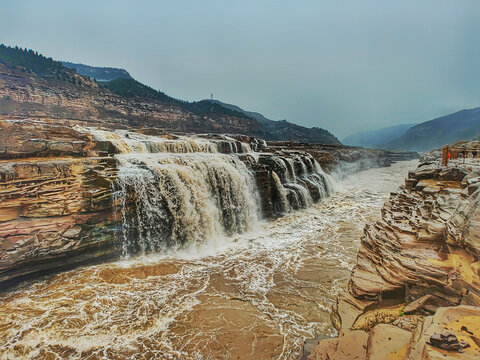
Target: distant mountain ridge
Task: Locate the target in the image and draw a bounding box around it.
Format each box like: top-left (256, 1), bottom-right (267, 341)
top-left (62, 61), bottom-right (132, 81)
top-left (384, 107), bottom-right (480, 151)
top-left (343, 123), bottom-right (416, 148)
top-left (343, 107), bottom-right (480, 152)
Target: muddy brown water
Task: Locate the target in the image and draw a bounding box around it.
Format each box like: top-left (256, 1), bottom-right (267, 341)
top-left (0, 160), bottom-right (418, 360)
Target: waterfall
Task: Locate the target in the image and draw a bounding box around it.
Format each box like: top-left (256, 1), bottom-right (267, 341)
top-left (82, 128), bottom-right (250, 154)
top-left (115, 153), bottom-right (259, 254)
top-left (271, 171), bottom-right (291, 213)
top-left (78, 127), bottom-right (335, 254)
top-left (259, 152), bottom-right (335, 213)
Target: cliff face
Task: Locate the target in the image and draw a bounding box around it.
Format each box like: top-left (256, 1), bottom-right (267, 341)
top-left (0, 120), bottom-right (119, 287)
top-left (307, 160), bottom-right (480, 360)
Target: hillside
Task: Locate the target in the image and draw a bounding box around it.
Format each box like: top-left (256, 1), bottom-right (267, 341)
top-left (384, 107), bottom-right (480, 151)
top-left (342, 123), bottom-right (415, 148)
top-left (0, 44), bottom-right (339, 143)
top-left (62, 61), bottom-right (133, 81)
top-left (205, 99), bottom-right (340, 144)
top-left (0, 45), bottom-right (265, 136)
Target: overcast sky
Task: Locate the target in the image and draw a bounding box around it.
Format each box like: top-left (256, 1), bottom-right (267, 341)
top-left (1, 0), bottom-right (479, 138)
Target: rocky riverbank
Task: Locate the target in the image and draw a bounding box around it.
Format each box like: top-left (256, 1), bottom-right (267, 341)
top-left (305, 159), bottom-right (480, 359)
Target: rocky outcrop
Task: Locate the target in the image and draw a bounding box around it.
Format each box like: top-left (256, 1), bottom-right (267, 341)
top-left (306, 161), bottom-right (480, 359)
top-left (407, 306), bottom-right (480, 358)
top-left (309, 306), bottom-right (480, 360)
top-left (0, 157), bottom-right (118, 287)
top-left (0, 121), bottom-right (119, 288)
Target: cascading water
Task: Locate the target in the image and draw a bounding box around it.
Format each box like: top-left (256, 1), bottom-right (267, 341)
top-left (259, 152), bottom-right (335, 213)
top-left (79, 127), bottom-right (335, 254)
top-left (271, 171), bottom-right (291, 213)
top-left (80, 129), bottom-right (260, 254)
top-left (115, 153), bottom-right (259, 254)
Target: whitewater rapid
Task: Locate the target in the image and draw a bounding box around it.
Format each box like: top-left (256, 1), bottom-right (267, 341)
top-left (0, 160), bottom-right (418, 360)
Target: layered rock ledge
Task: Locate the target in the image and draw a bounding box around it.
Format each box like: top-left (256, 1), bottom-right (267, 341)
top-left (306, 160), bottom-right (480, 359)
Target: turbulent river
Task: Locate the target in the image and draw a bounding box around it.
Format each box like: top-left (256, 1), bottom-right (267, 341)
top-left (0, 153), bottom-right (418, 360)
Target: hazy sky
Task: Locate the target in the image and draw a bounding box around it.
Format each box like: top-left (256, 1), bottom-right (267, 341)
top-left (1, 1), bottom-right (480, 138)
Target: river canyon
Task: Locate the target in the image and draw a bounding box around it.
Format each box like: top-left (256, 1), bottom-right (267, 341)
top-left (0, 124), bottom-right (418, 360)
top-left (1, 31), bottom-right (479, 360)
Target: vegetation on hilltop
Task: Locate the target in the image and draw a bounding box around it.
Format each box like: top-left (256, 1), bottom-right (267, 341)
top-left (183, 101), bottom-right (253, 119)
top-left (0, 44), bottom-right (65, 76)
top-left (103, 78), bottom-right (175, 102)
top-left (0, 44), bottom-right (84, 85)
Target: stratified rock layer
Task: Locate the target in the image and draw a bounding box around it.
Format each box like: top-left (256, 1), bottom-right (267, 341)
top-left (308, 160), bottom-right (480, 359)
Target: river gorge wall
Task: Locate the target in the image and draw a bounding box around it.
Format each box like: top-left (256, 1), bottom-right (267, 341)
top-left (307, 159), bottom-right (480, 359)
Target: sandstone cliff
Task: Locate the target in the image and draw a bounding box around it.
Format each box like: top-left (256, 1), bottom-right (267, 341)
top-left (306, 160), bottom-right (480, 359)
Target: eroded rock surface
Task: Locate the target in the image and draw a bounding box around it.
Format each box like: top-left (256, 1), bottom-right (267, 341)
top-left (308, 160), bottom-right (480, 359)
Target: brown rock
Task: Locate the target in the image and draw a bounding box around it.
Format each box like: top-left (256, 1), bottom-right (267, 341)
top-left (406, 306), bottom-right (480, 359)
top-left (429, 331), bottom-right (470, 351)
top-left (404, 295), bottom-right (434, 314)
top-left (366, 324), bottom-right (411, 360)
top-left (306, 330), bottom-right (369, 360)
top-left (311, 160), bottom-right (480, 360)
top-left (307, 338), bottom-right (338, 360)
